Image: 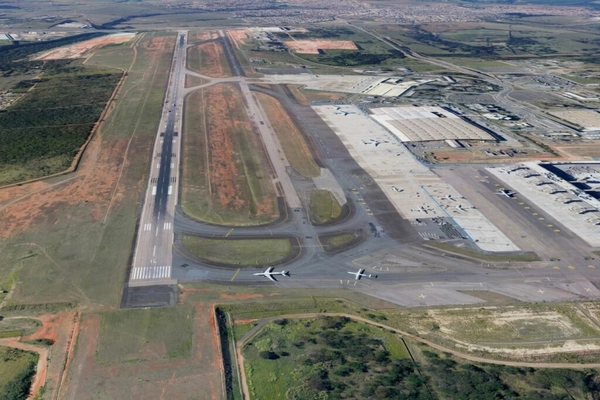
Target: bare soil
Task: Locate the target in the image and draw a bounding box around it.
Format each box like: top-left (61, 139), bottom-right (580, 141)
top-left (285, 40), bottom-right (358, 54)
top-left (35, 33), bottom-right (137, 60)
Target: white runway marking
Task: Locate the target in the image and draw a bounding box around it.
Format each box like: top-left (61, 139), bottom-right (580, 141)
top-left (152, 186), bottom-right (157, 195)
top-left (130, 265), bottom-right (172, 281)
top-left (143, 223), bottom-right (152, 231)
top-left (164, 222), bottom-right (172, 230)
top-left (168, 185), bottom-right (172, 195)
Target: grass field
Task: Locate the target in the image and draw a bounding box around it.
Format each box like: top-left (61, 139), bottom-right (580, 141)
top-left (182, 83), bottom-right (279, 225)
top-left (242, 317), bottom-right (414, 399)
top-left (96, 306), bottom-right (193, 363)
top-left (0, 346), bottom-right (38, 400)
top-left (0, 32), bottom-right (176, 307)
top-left (309, 190), bottom-right (343, 224)
top-left (255, 92), bottom-right (319, 178)
top-left (182, 236), bottom-right (293, 266)
top-left (0, 318), bottom-right (41, 337)
top-left (320, 232), bottom-right (361, 253)
top-left (187, 42), bottom-right (231, 78)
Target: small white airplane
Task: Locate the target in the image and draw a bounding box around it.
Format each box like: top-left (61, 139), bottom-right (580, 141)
top-left (253, 267), bottom-right (290, 281)
top-left (496, 189), bottom-right (516, 198)
top-left (412, 206), bottom-right (429, 214)
top-left (347, 268), bottom-right (374, 280)
top-left (391, 186), bottom-right (403, 192)
top-left (335, 110), bottom-right (355, 116)
top-left (361, 138), bottom-right (388, 147)
top-left (441, 194), bottom-right (456, 201)
top-left (455, 204), bottom-right (474, 212)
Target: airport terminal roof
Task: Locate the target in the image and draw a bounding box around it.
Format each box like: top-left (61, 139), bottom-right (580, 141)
top-left (370, 106), bottom-right (496, 142)
top-left (549, 109), bottom-right (600, 131)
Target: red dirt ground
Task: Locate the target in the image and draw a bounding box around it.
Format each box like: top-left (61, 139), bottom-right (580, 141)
top-left (284, 40), bottom-right (358, 54)
top-left (202, 84), bottom-right (276, 217)
top-left (36, 33), bottom-right (137, 60)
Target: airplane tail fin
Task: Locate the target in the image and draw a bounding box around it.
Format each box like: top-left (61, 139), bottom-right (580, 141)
top-left (283, 271), bottom-right (290, 276)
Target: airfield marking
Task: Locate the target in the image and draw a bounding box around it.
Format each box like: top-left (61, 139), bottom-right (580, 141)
top-left (553, 266), bottom-right (560, 270)
top-left (225, 228), bottom-right (234, 237)
top-left (589, 265), bottom-right (596, 270)
top-left (230, 268), bottom-right (241, 281)
top-left (569, 265), bottom-right (576, 270)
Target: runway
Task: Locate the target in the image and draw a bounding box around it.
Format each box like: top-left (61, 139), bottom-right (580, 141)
top-left (122, 31), bottom-right (187, 304)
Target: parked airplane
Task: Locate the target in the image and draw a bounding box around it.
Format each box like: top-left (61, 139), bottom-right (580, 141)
top-left (412, 206), bottom-right (430, 214)
top-left (362, 138), bottom-right (388, 147)
top-left (496, 189), bottom-right (516, 198)
top-left (391, 186), bottom-right (403, 192)
top-left (253, 267), bottom-right (290, 281)
top-left (441, 194), bottom-right (458, 201)
top-left (455, 204), bottom-right (474, 212)
top-left (347, 268), bottom-right (374, 280)
top-left (335, 110), bottom-right (356, 116)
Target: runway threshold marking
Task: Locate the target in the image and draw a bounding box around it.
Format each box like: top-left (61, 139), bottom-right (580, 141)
top-left (230, 268), bottom-right (240, 281)
top-left (225, 228), bottom-right (234, 237)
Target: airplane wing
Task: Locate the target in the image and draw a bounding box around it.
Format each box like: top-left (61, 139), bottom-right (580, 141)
top-left (266, 274), bottom-right (276, 281)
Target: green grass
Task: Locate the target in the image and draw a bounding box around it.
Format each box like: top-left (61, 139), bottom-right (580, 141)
top-left (322, 233), bottom-right (358, 250)
top-left (0, 32), bottom-right (175, 308)
top-left (0, 346), bottom-right (38, 400)
top-left (233, 322), bottom-right (256, 341)
top-left (255, 92), bottom-right (320, 178)
top-left (425, 242), bottom-right (541, 262)
top-left (309, 190), bottom-right (343, 224)
top-left (182, 236), bottom-right (293, 266)
top-left (96, 306), bottom-right (194, 364)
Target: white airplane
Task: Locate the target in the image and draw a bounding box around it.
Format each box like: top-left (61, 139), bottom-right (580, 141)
top-left (391, 186), bottom-right (403, 192)
top-left (362, 138), bottom-right (388, 147)
top-left (441, 194), bottom-right (456, 201)
top-left (412, 206), bottom-right (429, 214)
top-left (253, 267), bottom-right (290, 281)
top-left (335, 110), bottom-right (355, 116)
top-left (455, 204), bottom-right (473, 212)
top-left (347, 268), bottom-right (374, 280)
top-left (496, 189), bottom-right (516, 198)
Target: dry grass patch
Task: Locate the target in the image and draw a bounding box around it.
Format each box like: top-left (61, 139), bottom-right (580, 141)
top-left (182, 84), bottom-right (278, 225)
top-left (255, 92), bottom-right (319, 177)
